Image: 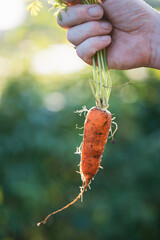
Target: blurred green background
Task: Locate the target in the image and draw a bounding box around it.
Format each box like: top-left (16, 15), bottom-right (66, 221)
top-left (0, 0), bottom-right (160, 239)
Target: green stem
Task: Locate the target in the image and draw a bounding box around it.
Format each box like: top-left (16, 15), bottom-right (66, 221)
top-left (97, 51), bottom-right (103, 107)
top-left (92, 55), bottom-right (100, 105)
top-left (82, 0), bottom-right (112, 109)
top-left (103, 48), bottom-right (112, 101)
top-left (100, 49), bottom-right (108, 106)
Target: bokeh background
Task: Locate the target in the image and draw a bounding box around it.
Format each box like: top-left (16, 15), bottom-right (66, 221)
top-left (0, 0), bottom-right (160, 239)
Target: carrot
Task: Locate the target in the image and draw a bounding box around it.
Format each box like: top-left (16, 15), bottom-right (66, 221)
top-left (37, 107), bottom-right (112, 226)
top-left (80, 107), bottom-right (112, 186)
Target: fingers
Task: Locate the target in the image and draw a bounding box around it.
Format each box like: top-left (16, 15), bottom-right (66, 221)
top-left (57, 4), bottom-right (104, 28)
top-left (67, 20), bottom-right (112, 46)
top-left (76, 35), bottom-right (111, 64)
top-left (57, 3), bottom-right (111, 65)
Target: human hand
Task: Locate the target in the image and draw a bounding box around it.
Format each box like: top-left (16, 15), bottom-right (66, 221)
top-left (57, 0), bottom-right (160, 70)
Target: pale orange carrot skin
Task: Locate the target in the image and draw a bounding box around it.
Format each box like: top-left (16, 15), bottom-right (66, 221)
top-left (80, 107), bottom-right (112, 186)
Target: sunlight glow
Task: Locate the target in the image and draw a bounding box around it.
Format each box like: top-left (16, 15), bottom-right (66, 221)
top-left (120, 85), bottom-right (138, 104)
top-left (31, 44), bottom-right (87, 75)
top-left (0, 0), bottom-right (26, 31)
top-left (44, 92), bottom-right (66, 112)
top-left (0, 57), bottom-right (12, 77)
top-left (125, 68), bottom-right (148, 81)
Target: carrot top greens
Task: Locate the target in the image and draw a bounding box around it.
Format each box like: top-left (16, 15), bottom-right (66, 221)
top-left (81, 0), bottom-right (112, 110)
top-left (27, 0), bottom-right (112, 109)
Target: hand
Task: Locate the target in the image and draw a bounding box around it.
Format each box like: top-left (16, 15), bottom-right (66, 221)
top-left (57, 0), bottom-right (160, 70)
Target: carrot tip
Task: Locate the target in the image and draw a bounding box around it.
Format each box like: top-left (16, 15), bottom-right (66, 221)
top-left (37, 220), bottom-right (46, 227)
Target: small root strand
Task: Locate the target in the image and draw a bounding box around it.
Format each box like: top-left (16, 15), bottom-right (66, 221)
top-left (89, 79), bottom-right (134, 89)
top-left (37, 185), bottom-right (87, 227)
top-left (76, 124), bottom-right (84, 130)
top-left (74, 106), bottom-right (88, 116)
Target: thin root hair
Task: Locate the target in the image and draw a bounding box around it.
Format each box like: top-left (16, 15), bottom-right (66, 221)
top-left (37, 185), bottom-right (87, 227)
top-left (74, 106), bottom-right (88, 116)
top-left (89, 79), bottom-right (134, 89)
top-left (76, 124), bottom-right (84, 130)
top-left (109, 121), bottom-right (118, 140)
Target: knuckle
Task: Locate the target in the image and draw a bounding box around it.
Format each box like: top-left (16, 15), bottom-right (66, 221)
top-left (99, 7), bottom-right (104, 19)
top-left (67, 28), bottom-right (77, 45)
top-left (107, 22), bottom-right (113, 32)
top-left (67, 29), bottom-right (73, 43)
top-left (83, 56), bottom-right (89, 63)
top-left (85, 58), bottom-right (92, 65)
top-left (90, 21), bottom-right (97, 32)
top-left (76, 46), bottom-right (89, 63)
top-left (87, 38), bottom-right (97, 57)
top-left (76, 42), bottom-right (94, 64)
top-left (76, 47), bottom-right (82, 59)
top-left (89, 37), bottom-right (97, 49)
top-left (76, 5), bottom-right (87, 20)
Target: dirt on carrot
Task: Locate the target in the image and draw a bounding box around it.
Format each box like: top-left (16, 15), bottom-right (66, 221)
top-left (80, 107), bottom-right (112, 186)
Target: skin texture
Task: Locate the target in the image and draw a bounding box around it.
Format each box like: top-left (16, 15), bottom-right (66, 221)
top-left (57, 0), bottom-right (160, 70)
top-left (80, 107), bottom-right (112, 186)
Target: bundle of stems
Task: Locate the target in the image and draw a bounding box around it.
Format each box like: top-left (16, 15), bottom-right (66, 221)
top-left (81, 0), bottom-right (112, 110)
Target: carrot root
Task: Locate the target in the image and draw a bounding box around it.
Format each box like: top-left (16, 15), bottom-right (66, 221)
top-left (37, 184), bottom-right (87, 227)
top-left (37, 107), bottom-right (112, 226)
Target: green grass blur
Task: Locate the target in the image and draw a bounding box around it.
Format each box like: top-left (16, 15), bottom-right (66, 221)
top-left (0, 1), bottom-right (160, 240)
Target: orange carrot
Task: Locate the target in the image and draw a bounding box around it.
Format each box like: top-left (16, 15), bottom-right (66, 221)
top-left (80, 107), bottom-right (112, 186)
top-left (37, 107), bottom-right (112, 226)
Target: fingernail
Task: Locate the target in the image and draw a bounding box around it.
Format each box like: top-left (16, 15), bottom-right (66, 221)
top-left (100, 36), bottom-right (110, 42)
top-left (101, 22), bottom-right (109, 30)
top-left (88, 6), bottom-right (102, 17)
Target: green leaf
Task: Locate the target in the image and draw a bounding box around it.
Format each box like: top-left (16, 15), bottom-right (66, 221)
top-left (64, 6), bottom-right (68, 13)
top-left (58, 11), bottom-right (62, 21)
